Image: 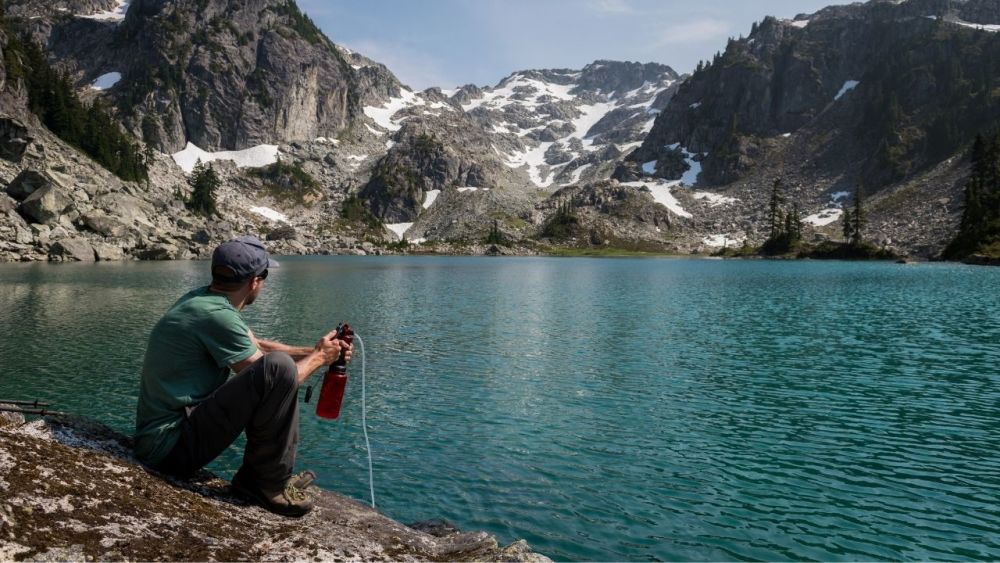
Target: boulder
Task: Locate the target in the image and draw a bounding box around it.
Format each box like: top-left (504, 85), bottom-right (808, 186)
top-left (6, 170), bottom-right (50, 201)
top-left (0, 194), bottom-right (16, 213)
top-left (93, 242), bottom-right (126, 261)
top-left (49, 238), bottom-right (97, 262)
top-left (19, 185), bottom-right (71, 225)
top-left (266, 225), bottom-right (297, 241)
top-left (136, 243), bottom-right (180, 260)
top-left (80, 212), bottom-right (129, 238)
top-left (0, 118), bottom-right (32, 162)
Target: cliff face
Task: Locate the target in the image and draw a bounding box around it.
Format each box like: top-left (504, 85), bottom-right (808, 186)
top-left (10, 0), bottom-right (402, 153)
top-left (0, 410), bottom-right (549, 562)
top-left (612, 0), bottom-right (1000, 256)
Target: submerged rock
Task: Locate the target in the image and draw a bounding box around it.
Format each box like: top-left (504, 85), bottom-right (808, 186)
top-left (0, 414), bottom-right (549, 562)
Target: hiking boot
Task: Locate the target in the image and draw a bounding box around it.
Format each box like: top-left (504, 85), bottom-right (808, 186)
top-left (231, 471), bottom-right (314, 518)
top-left (290, 470), bottom-right (316, 491)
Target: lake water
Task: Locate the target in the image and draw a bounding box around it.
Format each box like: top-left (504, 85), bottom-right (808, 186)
top-left (1, 257), bottom-right (998, 561)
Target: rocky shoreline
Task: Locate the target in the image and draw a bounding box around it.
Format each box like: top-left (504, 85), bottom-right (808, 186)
top-left (0, 409), bottom-right (549, 562)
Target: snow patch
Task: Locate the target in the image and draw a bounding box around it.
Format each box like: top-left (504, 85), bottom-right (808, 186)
top-left (953, 19), bottom-right (1000, 32)
top-left (642, 160), bottom-right (657, 174)
top-left (386, 223), bottom-right (413, 240)
top-left (91, 72), bottom-right (121, 90)
top-left (78, 0), bottom-right (129, 21)
top-left (781, 132), bottom-right (792, 138)
top-left (171, 143), bottom-right (279, 174)
top-left (831, 191), bottom-right (850, 202)
top-left (422, 189), bottom-right (441, 209)
top-left (566, 163), bottom-right (592, 185)
top-left (363, 88), bottom-right (424, 132)
top-left (665, 144), bottom-right (703, 186)
top-left (689, 102), bottom-right (702, 109)
top-left (788, 19), bottom-right (810, 28)
top-left (620, 180), bottom-right (692, 218)
top-left (250, 206), bottom-right (289, 223)
top-left (314, 137), bottom-right (339, 145)
top-left (835, 80), bottom-right (859, 101)
top-left (804, 208), bottom-right (844, 227)
top-left (693, 192), bottom-right (738, 206)
top-left (457, 187), bottom-right (490, 192)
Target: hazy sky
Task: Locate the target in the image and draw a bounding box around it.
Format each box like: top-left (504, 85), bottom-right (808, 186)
top-left (296, 0), bottom-right (856, 91)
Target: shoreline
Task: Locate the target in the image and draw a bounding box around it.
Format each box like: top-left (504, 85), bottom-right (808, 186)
top-left (0, 410), bottom-right (550, 562)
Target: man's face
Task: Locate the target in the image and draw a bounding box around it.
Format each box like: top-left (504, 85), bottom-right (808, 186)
top-left (245, 273), bottom-right (266, 305)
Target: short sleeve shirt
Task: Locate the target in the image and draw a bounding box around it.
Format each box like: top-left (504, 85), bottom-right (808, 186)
top-left (134, 286), bottom-right (257, 465)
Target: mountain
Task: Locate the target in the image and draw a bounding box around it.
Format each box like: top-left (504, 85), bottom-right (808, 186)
top-left (3, 0), bottom-right (1000, 260)
top-left (619, 0), bottom-right (1000, 256)
top-left (356, 61), bottom-right (682, 243)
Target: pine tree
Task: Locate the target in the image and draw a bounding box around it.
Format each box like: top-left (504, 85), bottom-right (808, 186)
top-left (187, 161), bottom-right (220, 217)
top-left (768, 178), bottom-right (785, 239)
top-left (850, 186), bottom-right (866, 246)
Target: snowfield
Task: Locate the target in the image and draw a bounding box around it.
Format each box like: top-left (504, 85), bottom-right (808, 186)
top-left (250, 207), bottom-right (289, 223)
top-left (91, 72), bottom-right (122, 90)
top-left (78, 0), bottom-right (129, 22)
top-left (621, 180), bottom-right (692, 218)
top-left (172, 143), bottom-right (279, 174)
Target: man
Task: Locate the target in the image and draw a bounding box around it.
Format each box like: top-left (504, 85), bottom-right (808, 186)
top-left (135, 235), bottom-right (349, 517)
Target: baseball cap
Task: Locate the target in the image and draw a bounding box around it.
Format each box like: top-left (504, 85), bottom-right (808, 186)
top-left (211, 235), bottom-right (279, 282)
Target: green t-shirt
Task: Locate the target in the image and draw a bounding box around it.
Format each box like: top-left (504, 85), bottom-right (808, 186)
top-left (134, 286), bottom-right (257, 465)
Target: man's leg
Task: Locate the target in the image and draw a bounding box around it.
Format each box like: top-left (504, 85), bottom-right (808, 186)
top-left (156, 352), bottom-right (299, 491)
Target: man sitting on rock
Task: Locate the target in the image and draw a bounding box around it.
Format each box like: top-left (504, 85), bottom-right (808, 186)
top-left (134, 235), bottom-right (349, 517)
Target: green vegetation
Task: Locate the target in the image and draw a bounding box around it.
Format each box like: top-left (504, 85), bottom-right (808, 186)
top-left (484, 219), bottom-right (506, 246)
top-left (340, 195), bottom-right (383, 230)
top-left (269, 1), bottom-right (325, 45)
top-left (943, 132), bottom-right (1000, 260)
top-left (186, 161), bottom-right (220, 217)
top-left (541, 197), bottom-right (580, 239)
top-left (249, 160), bottom-right (321, 206)
top-left (759, 178), bottom-right (804, 255)
top-left (1, 20), bottom-right (149, 182)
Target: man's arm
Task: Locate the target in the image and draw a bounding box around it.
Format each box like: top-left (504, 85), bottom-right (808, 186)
top-left (236, 329), bottom-right (351, 385)
top-left (248, 329), bottom-right (313, 360)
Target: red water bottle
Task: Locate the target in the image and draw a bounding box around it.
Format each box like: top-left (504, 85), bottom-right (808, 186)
top-left (316, 323), bottom-right (353, 419)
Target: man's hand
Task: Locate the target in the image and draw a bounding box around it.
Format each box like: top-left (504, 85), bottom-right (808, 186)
top-left (320, 328), bottom-right (353, 365)
top-left (315, 333), bottom-right (343, 365)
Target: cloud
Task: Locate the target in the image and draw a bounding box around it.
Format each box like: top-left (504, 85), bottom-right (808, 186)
top-left (589, 0), bottom-right (633, 14)
top-left (655, 18), bottom-right (732, 46)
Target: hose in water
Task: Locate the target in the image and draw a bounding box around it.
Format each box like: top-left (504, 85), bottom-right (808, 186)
top-left (355, 332), bottom-right (376, 509)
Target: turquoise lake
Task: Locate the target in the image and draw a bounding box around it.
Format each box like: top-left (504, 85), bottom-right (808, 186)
top-left (1, 257), bottom-right (998, 561)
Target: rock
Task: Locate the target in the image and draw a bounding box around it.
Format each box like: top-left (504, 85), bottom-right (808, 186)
top-left (136, 243), bottom-right (180, 260)
top-left (92, 242), bottom-right (126, 261)
top-left (49, 238), bottom-right (96, 262)
top-left (5, 170), bottom-right (50, 202)
top-left (19, 186), bottom-right (71, 225)
top-left (0, 118), bottom-right (32, 162)
top-left (0, 416), bottom-right (550, 562)
top-left (0, 195), bottom-right (16, 213)
top-left (265, 225), bottom-right (297, 241)
top-left (79, 212), bottom-right (129, 238)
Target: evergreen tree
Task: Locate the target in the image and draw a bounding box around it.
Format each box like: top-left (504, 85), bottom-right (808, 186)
top-left (768, 178), bottom-right (785, 239)
top-left (851, 186), bottom-right (866, 246)
top-left (187, 161), bottom-right (220, 217)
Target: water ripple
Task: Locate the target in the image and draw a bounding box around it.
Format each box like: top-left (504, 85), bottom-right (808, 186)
top-left (1, 258), bottom-right (999, 561)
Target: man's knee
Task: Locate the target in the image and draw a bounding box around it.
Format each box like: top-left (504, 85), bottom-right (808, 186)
top-left (264, 352), bottom-right (297, 388)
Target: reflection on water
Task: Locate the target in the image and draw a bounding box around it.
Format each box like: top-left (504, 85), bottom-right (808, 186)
top-left (1, 257), bottom-right (999, 561)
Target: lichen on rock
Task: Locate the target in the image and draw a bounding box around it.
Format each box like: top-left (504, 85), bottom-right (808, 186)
top-left (0, 411), bottom-right (549, 562)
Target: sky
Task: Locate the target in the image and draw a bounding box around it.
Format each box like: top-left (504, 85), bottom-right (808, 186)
top-left (296, 0), bottom-right (856, 91)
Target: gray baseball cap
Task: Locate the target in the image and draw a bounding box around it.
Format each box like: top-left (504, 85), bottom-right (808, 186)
top-left (211, 235), bottom-right (279, 281)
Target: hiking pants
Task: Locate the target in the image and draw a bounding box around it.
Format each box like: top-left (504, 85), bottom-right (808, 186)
top-left (154, 352), bottom-right (299, 490)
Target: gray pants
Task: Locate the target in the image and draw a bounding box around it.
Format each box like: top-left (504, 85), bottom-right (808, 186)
top-left (155, 352), bottom-right (299, 491)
